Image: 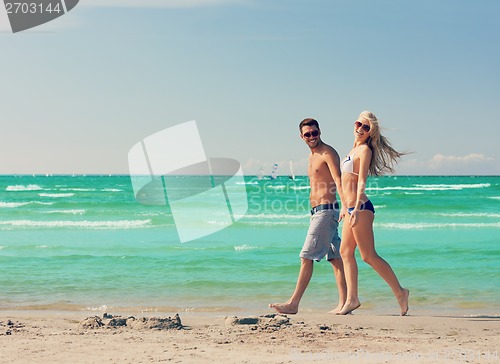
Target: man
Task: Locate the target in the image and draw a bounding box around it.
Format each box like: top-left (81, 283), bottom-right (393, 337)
top-left (269, 118), bottom-right (347, 314)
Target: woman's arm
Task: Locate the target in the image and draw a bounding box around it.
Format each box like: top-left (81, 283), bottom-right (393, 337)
top-left (349, 146), bottom-right (372, 227)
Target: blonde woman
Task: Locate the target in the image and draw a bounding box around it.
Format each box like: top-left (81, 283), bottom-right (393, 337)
top-left (338, 111), bottom-right (409, 316)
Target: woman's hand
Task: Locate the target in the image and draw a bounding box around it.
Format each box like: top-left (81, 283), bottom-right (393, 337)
top-left (349, 209), bottom-right (359, 227)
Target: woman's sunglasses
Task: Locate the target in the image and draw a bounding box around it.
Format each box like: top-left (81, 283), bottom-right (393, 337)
top-left (303, 130), bottom-right (319, 138)
top-left (355, 121), bottom-right (370, 132)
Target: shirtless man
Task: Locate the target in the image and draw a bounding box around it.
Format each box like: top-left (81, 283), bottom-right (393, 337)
top-left (269, 118), bottom-right (347, 314)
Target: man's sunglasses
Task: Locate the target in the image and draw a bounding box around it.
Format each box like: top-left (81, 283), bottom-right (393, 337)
top-left (303, 130), bottom-right (319, 138)
top-left (355, 121), bottom-right (370, 132)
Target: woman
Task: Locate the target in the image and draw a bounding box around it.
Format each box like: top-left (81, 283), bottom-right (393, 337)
top-left (338, 111), bottom-right (409, 316)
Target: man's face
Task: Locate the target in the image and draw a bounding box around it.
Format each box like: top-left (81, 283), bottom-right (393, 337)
top-left (300, 125), bottom-right (321, 148)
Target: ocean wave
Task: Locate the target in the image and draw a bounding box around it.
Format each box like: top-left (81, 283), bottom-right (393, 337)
top-left (437, 212), bottom-right (500, 218)
top-left (39, 193), bottom-right (75, 198)
top-left (236, 181), bottom-right (258, 185)
top-left (0, 201), bottom-right (54, 208)
top-left (6, 184), bottom-right (44, 191)
top-left (266, 185), bottom-right (286, 190)
top-left (58, 188), bottom-right (96, 192)
top-left (0, 219), bottom-right (152, 229)
top-left (44, 209), bottom-right (86, 215)
top-left (291, 186), bottom-right (310, 191)
top-left (243, 221), bottom-right (305, 227)
top-left (378, 222), bottom-right (500, 229)
top-left (234, 244), bottom-right (258, 251)
top-left (102, 188), bottom-right (123, 192)
top-left (244, 213), bottom-right (306, 220)
top-left (488, 196), bottom-right (500, 200)
top-left (367, 183), bottom-right (490, 192)
top-left (0, 202), bottom-right (30, 208)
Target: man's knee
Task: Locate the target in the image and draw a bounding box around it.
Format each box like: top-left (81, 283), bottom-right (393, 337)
top-left (328, 257), bottom-right (343, 269)
top-left (300, 257), bottom-right (314, 266)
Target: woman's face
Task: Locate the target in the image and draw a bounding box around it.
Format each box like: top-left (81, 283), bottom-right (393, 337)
top-left (354, 115), bottom-right (371, 142)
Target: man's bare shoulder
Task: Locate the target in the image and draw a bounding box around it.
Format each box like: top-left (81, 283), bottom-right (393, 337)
top-left (318, 142), bottom-right (340, 159)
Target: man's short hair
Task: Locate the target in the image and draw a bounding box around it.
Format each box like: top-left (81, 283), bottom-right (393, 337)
top-left (299, 118), bottom-right (320, 133)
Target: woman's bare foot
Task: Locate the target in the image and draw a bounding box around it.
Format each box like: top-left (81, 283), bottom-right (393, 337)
top-left (269, 302), bottom-right (298, 315)
top-left (336, 300), bottom-right (361, 315)
top-left (328, 302), bottom-right (345, 314)
top-left (397, 288), bottom-right (410, 316)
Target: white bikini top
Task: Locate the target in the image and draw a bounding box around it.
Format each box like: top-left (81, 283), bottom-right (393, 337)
top-left (341, 148), bottom-right (360, 175)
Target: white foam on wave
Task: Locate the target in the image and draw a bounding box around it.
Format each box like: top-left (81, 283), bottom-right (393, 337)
top-left (266, 185), bottom-right (286, 190)
top-left (102, 188), bottom-right (123, 192)
top-left (0, 201), bottom-right (55, 208)
top-left (488, 196), bottom-right (500, 200)
top-left (245, 213), bottom-right (306, 220)
top-left (0, 202), bottom-right (30, 208)
top-left (367, 183), bottom-right (490, 192)
top-left (234, 244), bottom-right (257, 251)
top-left (437, 212), bottom-right (500, 218)
top-left (236, 181), bottom-right (258, 185)
top-left (291, 186), bottom-right (310, 191)
top-left (58, 188), bottom-right (96, 192)
top-left (378, 222), bottom-right (500, 229)
top-left (39, 193), bottom-right (75, 198)
top-left (0, 219), bottom-right (152, 229)
top-left (84, 305), bottom-right (109, 312)
top-left (6, 184), bottom-right (44, 191)
top-left (44, 209), bottom-right (86, 215)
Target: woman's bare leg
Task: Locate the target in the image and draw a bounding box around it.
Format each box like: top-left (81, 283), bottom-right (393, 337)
top-left (352, 211), bottom-right (409, 316)
top-left (338, 222), bottom-right (361, 315)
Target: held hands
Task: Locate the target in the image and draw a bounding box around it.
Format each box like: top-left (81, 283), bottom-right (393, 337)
top-left (339, 206), bottom-right (347, 222)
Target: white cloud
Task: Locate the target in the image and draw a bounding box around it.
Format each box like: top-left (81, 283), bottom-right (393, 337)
top-left (81, 0), bottom-right (246, 8)
top-left (398, 153), bottom-right (499, 175)
top-left (430, 153), bottom-right (494, 165)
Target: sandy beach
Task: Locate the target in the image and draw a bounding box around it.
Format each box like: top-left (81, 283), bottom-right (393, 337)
top-left (1, 310), bottom-right (498, 363)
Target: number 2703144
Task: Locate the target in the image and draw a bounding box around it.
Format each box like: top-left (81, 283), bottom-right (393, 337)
top-left (5, 2), bottom-right (62, 14)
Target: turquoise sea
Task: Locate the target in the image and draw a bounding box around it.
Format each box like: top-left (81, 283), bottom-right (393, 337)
top-left (0, 175), bottom-right (498, 316)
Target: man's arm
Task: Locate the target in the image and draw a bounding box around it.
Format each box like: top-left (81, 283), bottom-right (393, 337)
top-left (324, 147), bottom-right (347, 221)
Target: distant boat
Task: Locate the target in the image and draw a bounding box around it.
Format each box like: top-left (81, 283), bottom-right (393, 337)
top-left (257, 167), bottom-right (265, 180)
top-left (270, 163), bottom-right (279, 180)
top-left (288, 160), bottom-right (295, 180)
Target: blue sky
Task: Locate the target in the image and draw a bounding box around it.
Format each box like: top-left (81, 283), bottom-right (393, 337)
top-left (1, 0), bottom-right (499, 175)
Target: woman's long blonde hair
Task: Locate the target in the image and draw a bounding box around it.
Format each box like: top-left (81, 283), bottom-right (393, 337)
top-left (360, 111), bottom-right (405, 176)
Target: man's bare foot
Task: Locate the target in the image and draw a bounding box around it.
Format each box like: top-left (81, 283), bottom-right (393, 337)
top-left (269, 302), bottom-right (298, 315)
top-left (328, 303), bottom-right (345, 314)
top-left (397, 288), bottom-right (410, 316)
top-left (336, 300), bottom-right (361, 315)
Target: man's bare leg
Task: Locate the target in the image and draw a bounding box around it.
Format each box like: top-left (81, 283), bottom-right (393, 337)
top-left (328, 257), bottom-right (347, 314)
top-left (269, 258), bottom-right (313, 314)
